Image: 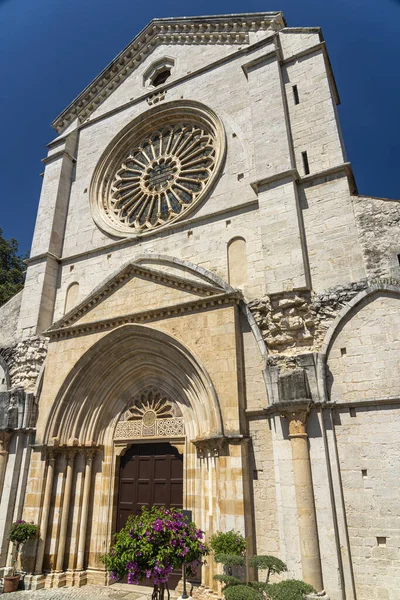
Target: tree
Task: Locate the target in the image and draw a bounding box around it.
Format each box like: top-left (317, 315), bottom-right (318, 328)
top-left (0, 228), bottom-right (26, 307)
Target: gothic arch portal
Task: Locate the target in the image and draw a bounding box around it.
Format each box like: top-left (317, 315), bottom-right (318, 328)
top-left (43, 323), bottom-right (223, 446)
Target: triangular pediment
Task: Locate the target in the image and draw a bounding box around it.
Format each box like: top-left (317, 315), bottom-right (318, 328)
top-left (48, 257), bottom-right (238, 337)
top-left (52, 12), bottom-right (285, 133)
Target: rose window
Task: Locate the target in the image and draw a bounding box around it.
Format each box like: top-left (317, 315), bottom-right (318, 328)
top-left (90, 102), bottom-right (225, 238)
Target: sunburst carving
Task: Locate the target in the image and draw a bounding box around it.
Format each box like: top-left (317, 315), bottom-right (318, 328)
top-left (127, 388), bottom-right (174, 422)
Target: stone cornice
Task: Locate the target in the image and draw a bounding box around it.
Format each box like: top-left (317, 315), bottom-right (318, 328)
top-left (51, 12), bottom-right (285, 133)
top-left (46, 291), bottom-right (242, 340)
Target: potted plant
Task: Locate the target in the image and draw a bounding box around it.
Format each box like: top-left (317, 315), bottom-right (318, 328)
top-left (4, 520), bottom-right (39, 593)
top-left (101, 506), bottom-right (208, 600)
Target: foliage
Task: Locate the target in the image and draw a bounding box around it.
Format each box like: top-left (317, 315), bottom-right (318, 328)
top-left (0, 228), bottom-right (26, 307)
top-left (9, 520), bottom-right (39, 545)
top-left (210, 530), bottom-right (246, 556)
top-left (213, 574), bottom-right (242, 589)
top-left (101, 506), bottom-right (208, 591)
top-left (210, 532), bottom-right (313, 600)
top-left (214, 554), bottom-right (246, 567)
top-left (8, 520), bottom-right (39, 575)
top-left (223, 584), bottom-right (262, 600)
top-left (249, 581), bottom-right (270, 593)
top-left (265, 579), bottom-right (316, 600)
top-left (249, 555), bottom-right (287, 583)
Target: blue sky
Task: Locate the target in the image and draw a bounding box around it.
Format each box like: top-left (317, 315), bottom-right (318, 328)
top-left (0, 0), bottom-right (399, 254)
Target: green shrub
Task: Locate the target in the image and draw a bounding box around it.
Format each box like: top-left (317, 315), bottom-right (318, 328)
top-left (249, 555), bottom-right (287, 583)
top-left (265, 579), bottom-right (316, 600)
top-left (223, 584), bottom-right (262, 600)
top-left (9, 520), bottom-right (39, 545)
top-left (214, 554), bottom-right (246, 567)
top-left (214, 574), bottom-right (241, 589)
top-left (210, 530), bottom-right (246, 556)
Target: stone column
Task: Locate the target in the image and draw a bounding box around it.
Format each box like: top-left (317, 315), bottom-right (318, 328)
top-left (34, 449), bottom-right (56, 575)
top-left (76, 448), bottom-right (96, 571)
top-left (0, 432), bottom-right (12, 501)
top-left (55, 449), bottom-right (76, 572)
top-left (282, 405), bottom-right (324, 593)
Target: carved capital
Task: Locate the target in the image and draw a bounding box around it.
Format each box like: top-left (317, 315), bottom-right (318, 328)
top-left (281, 404), bottom-right (310, 437)
top-left (191, 435), bottom-right (226, 458)
top-left (47, 447), bottom-right (58, 463)
top-left (84, 447), bottom-right (98, 463)
top-left (66, 447), bottom-right (79, 462)
top-left (0, 431), bottom-right (12, 453)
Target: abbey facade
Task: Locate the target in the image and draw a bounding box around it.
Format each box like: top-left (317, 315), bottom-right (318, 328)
top-left (0, 12), bottom-right (399, 600)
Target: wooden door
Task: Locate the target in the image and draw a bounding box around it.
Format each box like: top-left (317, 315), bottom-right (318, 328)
top-left (117, 442), bottom-right (183, 532)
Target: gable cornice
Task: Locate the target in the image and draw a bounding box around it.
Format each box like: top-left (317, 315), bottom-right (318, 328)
top-left (48, 261), bottom-right (227, 332)
top-left (46, 291), bottom-right (242, 340)
top-left (51, 12), bottom-right (285, 133)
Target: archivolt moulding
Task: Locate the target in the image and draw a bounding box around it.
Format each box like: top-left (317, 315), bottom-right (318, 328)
top-left (90, 100), bottom-right (226, 238)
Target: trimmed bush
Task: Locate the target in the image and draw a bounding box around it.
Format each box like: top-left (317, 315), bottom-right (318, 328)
top-left (214, 554), bottom-right (246, 567)
top-left (223, 584), bottom-right (262, 600)
top-left (214, 574), bottom-right (241, 589)
top-left (266, 579), bottom-right (316, 600)
top-left (249, 555), bottom-right (287, 584)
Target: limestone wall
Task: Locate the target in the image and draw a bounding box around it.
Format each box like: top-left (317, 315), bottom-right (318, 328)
top-left (353, 195), bottom-right (400, 280)
top-left (0, 291), bottom-right (22, 348)
top-left (334, 404), bottom-right (400, 600)
top-left (248, 418), bottom-right (280, 557)
top-left (327, 291), bottom-right (400, 403)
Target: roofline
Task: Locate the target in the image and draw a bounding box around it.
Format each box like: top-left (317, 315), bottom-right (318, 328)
top-left (51, 12), bottom-right (286, 132)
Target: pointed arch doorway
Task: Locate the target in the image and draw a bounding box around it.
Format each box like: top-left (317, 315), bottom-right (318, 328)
top-left (117, 442), bottom-right (183, 532)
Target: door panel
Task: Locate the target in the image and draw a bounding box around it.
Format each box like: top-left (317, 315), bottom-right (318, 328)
top-left (117, 442), bottom-right (183, 532)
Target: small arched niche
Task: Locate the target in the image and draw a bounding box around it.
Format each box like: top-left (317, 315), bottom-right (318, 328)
top-left (64, 282), bottom-right (80, 314)
top-left (228, 237), bottom-right (248, 287)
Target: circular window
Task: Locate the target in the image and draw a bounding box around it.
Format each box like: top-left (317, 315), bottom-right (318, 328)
top-left (90, 101), bottom-right (225, 238)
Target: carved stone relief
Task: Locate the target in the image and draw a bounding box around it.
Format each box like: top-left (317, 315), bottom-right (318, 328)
top-left (114, 387), bottom-right (184, 440)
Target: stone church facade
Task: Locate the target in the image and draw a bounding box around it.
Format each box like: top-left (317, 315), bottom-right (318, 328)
top-left (0, 11), bottom-right (399, 600)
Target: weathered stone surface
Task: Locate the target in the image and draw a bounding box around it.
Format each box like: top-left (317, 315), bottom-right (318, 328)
top-left (0, 291), bottom-right (23, 348)
top-left (0, 336), bottom-right (47, 392)
top-left (248, 280), bottom-right (373, 355)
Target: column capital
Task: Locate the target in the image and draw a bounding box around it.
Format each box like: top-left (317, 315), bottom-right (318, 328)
top-left (66, 447), bottom-right (79, 462)
top-left (84, 447), bottom-right (98, 463)
top-left (0, 431), bottom-right (12, 453)
top-left (280, 401), bottom-right (311, 437)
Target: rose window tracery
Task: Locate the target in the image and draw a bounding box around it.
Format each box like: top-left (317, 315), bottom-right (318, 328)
top-left (90, 102), bottom-right (225, 238)
top-left (110, 123), bottom-right (216, 231)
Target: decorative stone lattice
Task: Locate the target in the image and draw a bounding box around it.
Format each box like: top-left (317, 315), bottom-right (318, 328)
top-left (109, 123), bottom-right (217, 232)
top-left (114, 418), bottom-right (184, 440)
top-left (114, 387), bottom-right (184, 440)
